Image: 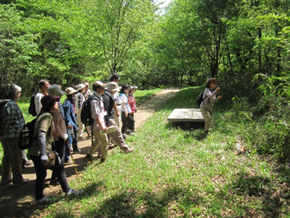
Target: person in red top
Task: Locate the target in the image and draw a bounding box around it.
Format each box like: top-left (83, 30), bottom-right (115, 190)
top-left (128, 86), bottom-right (137, 132)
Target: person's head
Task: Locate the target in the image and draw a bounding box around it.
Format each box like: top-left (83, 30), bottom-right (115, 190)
top-left (84, 82), bottom-right (89, 91)
top-left (129, 86), bottom-right (137, 95)
top-left (65, 87), bottom-right (78, 101)
top-left (93, 81), bottom-right (107, 94)
top-left (38, 79), bottom-right (50, 92)
top-left (0, 84), bottom-right (21, 100)
top-left (77, 84), bottom-right (86, 94)
top-left (120, 84), bottom-right (130, 94)
top-left (41, 94), bottom-right (60, 114)
top-left (110, 73), bottom-right (120, 84)
top-left (206, 78), bottom-right (218, 89)
top-left (107, 82), bottom-right (120, 95)
top-left (48, 84), bottom-right (65, 98)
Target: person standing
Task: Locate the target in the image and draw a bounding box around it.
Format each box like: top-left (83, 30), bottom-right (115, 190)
top-left (84, 82), bottom-right (92, 99)
top-left (75, 84), bottom-right (86, 140)
top-left (200, 78), bottom-right (222, 138)
top-left (28, 95), bottom-right (81, 203)
top-left (120, 84), bottom-right (135, 136)
top-left (63, 87), bottom-right (81, 161)
top-left (34, 79), bottom-right (50, 116)
top-left (128, 86), bottom-right (137, 132)
top-left (84, 81), bottom-right (134, 163)
top-left (48, 85), bottom-right (68, 185)
top-left (0, 84), bottom-right (29, 186)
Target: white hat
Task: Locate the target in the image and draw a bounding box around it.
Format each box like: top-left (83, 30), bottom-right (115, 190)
top-left (77, 84), bottom-right (86, 91)
top-left (107, 82), bottom-right (120, 91)
top-left (94, 81), bottom-right (107, 87)
top-left (65, 87), bottom-right (78, 95)
top-left (130, 86), bottom-right (138, 90)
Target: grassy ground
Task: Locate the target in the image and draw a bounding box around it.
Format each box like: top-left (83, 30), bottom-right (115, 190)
top-left (0, 89), bottom-right (161, 167)
top-left (25, 87), bottom-right (290, 217)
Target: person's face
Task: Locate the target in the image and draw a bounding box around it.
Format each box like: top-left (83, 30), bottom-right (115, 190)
top-left (97, 87), bottom-right (105, 94)
top-left (124, 88), bottom-right (130, 94)
top-left (14, 91), bottom-right (21, 100)
top-left (85, 86), bottom-right (89, 91)
top-left (131, 89), bottom-right (135, 94)
top-left (210, 82), bottom-right (217, 90)
top-left (81, 88), bottom-right (86, 94)
top-left (42, 81), bottom-right (50, 92)
top-left (110, 90), bottom-right (116, 95)
top-left (113, 78), bottom-right (120, 84)
top-left (51, 101), bottom-right (59, 113)
top-left (72, 93), bottom-right (75, 98)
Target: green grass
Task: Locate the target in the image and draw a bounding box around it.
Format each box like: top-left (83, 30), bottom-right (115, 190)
top-left (24, 87), bottom-right (289, 217)
top-left (0, 89), bottom-right (161, 170)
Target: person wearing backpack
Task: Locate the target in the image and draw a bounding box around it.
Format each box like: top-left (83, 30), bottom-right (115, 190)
top-left (63, 87), bottom-right (81, 161)
top-left (83, 81), bottom-right (134, 163)
top-left (200, 78), bottom-right (222, 138)
top-left (48, 85), bottom-right (68, 185)
top-left (0, 84), bottom-right (29, 186)
top-left (28, 95), bottom-right (82, 203)
top-left (34, 79), bottom-right (50, 116)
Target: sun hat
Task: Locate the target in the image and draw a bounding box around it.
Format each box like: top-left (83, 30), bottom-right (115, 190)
top-left (41, 95), bottom-right (60, 110)
top-left (77, 84), bottom-right (86, 91)
top-left (84, 82), bottom-right (89, 86)
top-left (48, 84), bottom-right (65, 97)
top-left (94, 81), bottom-right (107, 88)
top-left (65, 87), bottom-right (78, 96)
top-left (130, 86), bottom-right (138, 90)
top-left (107, 82), bottom-right (120, 91)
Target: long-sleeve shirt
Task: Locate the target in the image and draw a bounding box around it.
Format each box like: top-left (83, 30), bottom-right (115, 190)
top-left (0, 100), bottom-right (25, 138)
top-left (200, 88), bottom-right (218, 112)
top-left (34, 92), bottom-right (44, 116)
top-left (52, 103), bottom-right (67, 141)
top-left (75, 92), bottom-right (85, 114)
top-left (91, 91), bottom-right (106, 130)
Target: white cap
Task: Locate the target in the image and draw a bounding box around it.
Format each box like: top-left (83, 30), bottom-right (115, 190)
top-left (94, 81), bottom-right (107, 87)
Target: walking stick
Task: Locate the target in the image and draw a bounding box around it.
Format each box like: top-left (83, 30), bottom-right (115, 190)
top-left (66, 140), bottom-right (79, 177)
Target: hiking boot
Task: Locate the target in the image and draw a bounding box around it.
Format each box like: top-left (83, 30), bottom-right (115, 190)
top-left (64, 159), bottom-right (73, 165)
top-left (22, 159), bottom-right (33, 168)
top-left (36, 196), bottom-right (49, 204)
top-left (83, 154), bottom-right (93, 163)
top-left (50, 179), bottom-right (59, 186)
top-left (12, 179), bottom-right (29, 187)
top-left (0, 179), bottom-right (12, 186)
top-left (100, 159), bottom-right (106, 164)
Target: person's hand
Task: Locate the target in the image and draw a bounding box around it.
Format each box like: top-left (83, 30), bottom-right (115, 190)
top-left (102, 126), bottom-right (108, 132)
top-left (63, 133), bottom-right (68, 141)
top-left (116, 111), bottom-right (120, 117)
top-left (125, 112), bottom-right (128, 117)
top-left (216, 87), bottom-right (220, 92)
top-left (218, 95), bottom-right (222, 100)
top-left (67, 125), bottom-right (72, 129)
top-left (41, 154), bottom-right (48, 164)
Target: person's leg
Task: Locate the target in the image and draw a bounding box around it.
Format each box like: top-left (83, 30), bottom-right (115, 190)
top-left (108, 120), bottom-right (129, 151)
top-left (0, 138), bottom-right (12, 183)
top-left (2, 137), bottom-right (23, 184)
top-left (200, 107), bottom-right (212, 136)
top-left (77, 111), bottom-right (84, 138)
top-left (51, 139), bottom-right (66, 181)
top-left (72, 130), bottom-right (81, 152)
top-left (121, 111), bottom-right (127, 133)
top-left (52, 155), bottom-right (70, 193)
top-left (30, 155), bottom-right (47, 200)
top-left (127, 114), bottom-right (135, 131)
top-left (87, 130), bottom-right (108, 159)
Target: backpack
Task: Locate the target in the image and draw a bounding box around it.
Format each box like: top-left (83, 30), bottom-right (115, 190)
top-left (196, 91), bottom-right (204, 108)
top-left (18, 117), bottom-right (37, 149)
top-left (0, 99), bottom-right (11, 133)
top-left (28, 94), bottom-right (37, 116)
top-left (81, 95), bottom-right (99, 126)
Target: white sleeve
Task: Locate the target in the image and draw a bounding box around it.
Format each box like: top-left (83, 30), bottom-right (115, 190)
top-left (34, 93), bottom-right (42, 115)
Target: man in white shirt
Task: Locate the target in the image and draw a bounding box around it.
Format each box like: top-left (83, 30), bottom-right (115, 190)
top-left (75, 84), bottom-right (86, 139)
top-left (34, 79), bottom-right (50, 115)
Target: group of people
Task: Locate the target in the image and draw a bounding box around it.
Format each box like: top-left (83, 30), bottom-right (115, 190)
top-left (0, 73), bottom-right (137, 203)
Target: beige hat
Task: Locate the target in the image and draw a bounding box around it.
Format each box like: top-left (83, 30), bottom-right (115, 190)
top-left (77, 84), bottom-right (86, 91)
top-left (65, 87), bottom-right (78, 95)
top-left (107, 82), bottom-right (120, 91)
top-left (94, 81), bottom-right (107, 87)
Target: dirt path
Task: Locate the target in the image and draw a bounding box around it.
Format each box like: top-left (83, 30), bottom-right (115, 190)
top-left (0, 88), bottom-right (180, 217)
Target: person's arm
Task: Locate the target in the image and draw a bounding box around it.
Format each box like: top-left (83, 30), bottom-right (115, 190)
top-left (121, 95), bottom-right (128, 117)
top-left (53, 111), bottom-right (68, 140)
top-left (38, 130), bottom-right (48, 163)
top-left (113, 102), bottom-right (119, 117)
top-left (34, 94), bottom-right (42, 115)
top-left (1, 102), bottom-right (14, 131)
top-left (91, 99), bottom-right (107, 131)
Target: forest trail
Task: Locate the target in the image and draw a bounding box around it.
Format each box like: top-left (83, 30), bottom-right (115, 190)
top-left (0, 88), bottom-right (180, 217)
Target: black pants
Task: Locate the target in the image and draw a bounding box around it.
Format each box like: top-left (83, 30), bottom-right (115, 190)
top-left (30, 154), bottom-right (70, 200)
top-left (121, 111), bottom-right (135, 133)
top-left (51, 138), bottom-right (66, 180)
